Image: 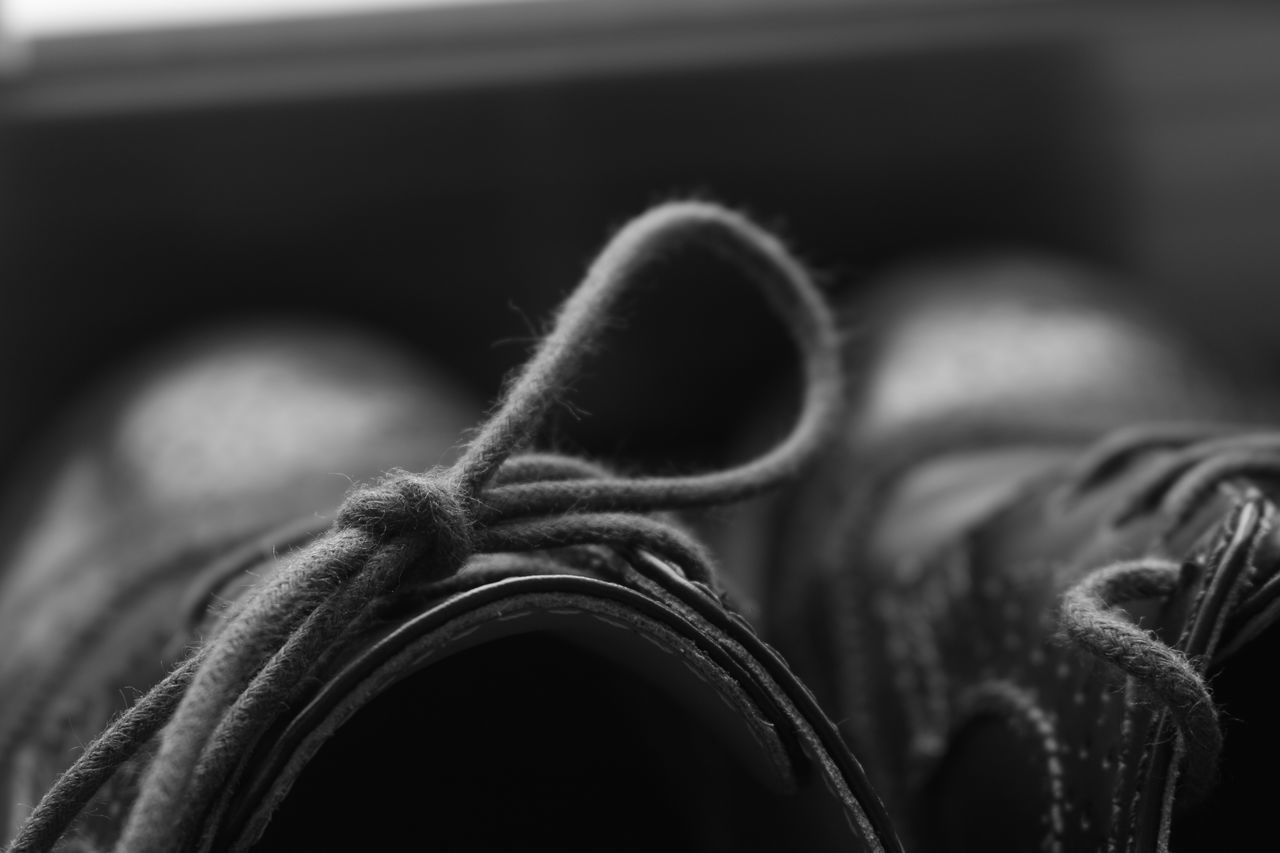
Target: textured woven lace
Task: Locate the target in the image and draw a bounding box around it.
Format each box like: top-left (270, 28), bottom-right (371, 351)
top-left (6, 201), bottom-right (848, 853)
top-left (1058, 424), bottom-right (1280, 797)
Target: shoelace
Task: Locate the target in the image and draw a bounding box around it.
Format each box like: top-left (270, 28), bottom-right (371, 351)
top-left (1057, 424), bottom-right (1280, 800)
top-left (7, 201), bottom-right (845, 853)
top-left (1059, 557), bottom-right (1221, 795)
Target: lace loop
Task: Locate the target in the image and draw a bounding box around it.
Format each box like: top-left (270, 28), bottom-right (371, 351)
top-left (1059, 559), bottom-right (1221, 793)
top-left (451, 201), bottom-right (843, 509)
top-left (8, 201), bottom-right (846, 853)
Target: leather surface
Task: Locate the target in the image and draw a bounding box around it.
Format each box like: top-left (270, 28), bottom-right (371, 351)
top-left (772, 260), bottom-right (1280, 852)
top-left (860, 456), bottom-right (1276, 853)
top-left (202, 550), bottom-right (898, 852)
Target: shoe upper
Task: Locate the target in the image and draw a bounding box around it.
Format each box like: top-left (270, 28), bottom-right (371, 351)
top-left (774, 258), bottom-right (1280, 853)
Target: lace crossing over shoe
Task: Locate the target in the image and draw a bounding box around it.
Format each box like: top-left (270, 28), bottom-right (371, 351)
top-left (0, 203), bottom-right (901, 853)
top-left (769, 261), bottom-right (1280, 853)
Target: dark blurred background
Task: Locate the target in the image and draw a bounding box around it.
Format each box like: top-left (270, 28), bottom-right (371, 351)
top-left (2, 0), bottom-right (1279, 472)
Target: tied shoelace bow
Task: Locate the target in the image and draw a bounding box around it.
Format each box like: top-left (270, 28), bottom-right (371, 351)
top-left (9, 201), bottom-right (844, 853)
top-left (1057, 424), bottom-right (1280, 800)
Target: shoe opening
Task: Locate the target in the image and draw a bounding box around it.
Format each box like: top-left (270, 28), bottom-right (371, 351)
top-left (247, 633), bottom-right (852, 851)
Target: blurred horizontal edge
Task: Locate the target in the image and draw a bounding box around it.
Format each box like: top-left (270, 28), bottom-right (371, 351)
top-left (1, 0), bottom-right (1261, 120)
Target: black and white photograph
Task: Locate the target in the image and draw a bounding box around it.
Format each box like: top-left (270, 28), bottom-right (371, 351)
top-left (1, 1), bottom-right (1278, 849)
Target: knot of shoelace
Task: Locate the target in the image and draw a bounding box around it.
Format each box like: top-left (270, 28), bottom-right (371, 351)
top-left (336, 469), bottom-right (475, 570)
top-left (9, 200), bottom-right (844, 853)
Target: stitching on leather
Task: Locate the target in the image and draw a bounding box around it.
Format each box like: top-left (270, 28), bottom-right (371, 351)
top-left (1105, 682), bottom-right (1135, 853)
top-left (957, 679), bottom-right (1066, 853)
top-left (878, 593), bottom-right (927, 751)
top-left (1120, 702), bottom-right (1156, 853)
top-left (881, 566), bottom-right (952, 766)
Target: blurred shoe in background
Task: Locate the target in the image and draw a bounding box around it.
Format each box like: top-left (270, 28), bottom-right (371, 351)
top-left (0, 324), bottom-right (481, 847)
top-left (770, 258), bottom-right (1280, 852)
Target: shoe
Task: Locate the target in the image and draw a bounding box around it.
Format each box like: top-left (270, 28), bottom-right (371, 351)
top-left (771, 258), bottom-right (1280, 853)
top-left (0, 323), bottom-right (482, 848)
top-left (1, 202), bottom-right (902, 852)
